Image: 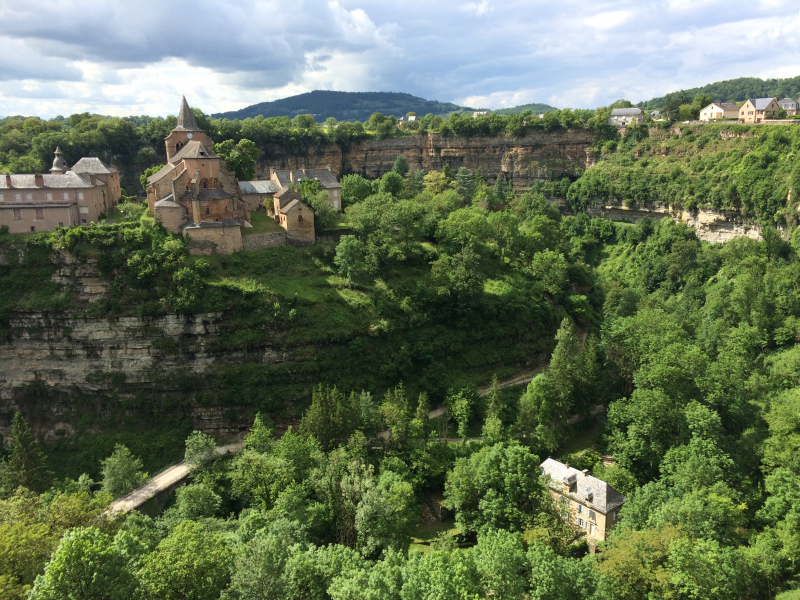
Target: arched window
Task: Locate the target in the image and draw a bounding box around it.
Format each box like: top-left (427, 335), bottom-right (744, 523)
top-left (202, 179), bottom-right (208, 189)
top-left (175, 141), bottom-right (184, 152)
top-left (205, 208), bottom-right (210, 215)
top-left (298, 214), bottom-right (303, 223)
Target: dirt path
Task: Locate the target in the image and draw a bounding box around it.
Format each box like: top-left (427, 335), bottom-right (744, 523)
top-left (108, 443), bottom-right (242, 514)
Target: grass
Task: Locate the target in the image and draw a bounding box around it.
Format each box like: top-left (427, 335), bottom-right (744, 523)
top-left (243, 211), bottom-right (285, 236)
top-left (556, 420), bottom-right (605, 463)
top-left (409, 518), bottom-right (459, 554)
top-left (777, 591), bottom-right (800, 600)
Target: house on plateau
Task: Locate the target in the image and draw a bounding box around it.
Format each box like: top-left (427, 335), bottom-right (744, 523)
top-left (0, 148), bottom-right (112, 234)
top-left (608, 108), bottom-right (644, 127)
top-left (272, 187), bottom-right (315, 245)
top-left (71, 157), bottom-right (122, 205)
top-left (699, 102), bottom-right (739, 121)
top-left (541, 458), bottom-right (626, 548)
top-left (778, 98), bottom-right (799, 116)
top-left (239, 180), bottom-right (281, 214)
top-left (738, 98), bottom-right (780, 123)
top-left (146, 97), bottom-right (249, 255)
top-left (270, 168), bottom-right (343, 212)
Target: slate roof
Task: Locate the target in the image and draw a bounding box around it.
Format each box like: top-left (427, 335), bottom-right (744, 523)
top-left (169, 141), bottom-right (219, 165)
top-left (610, 108), bottom-right (643, 116)
top-left (51, 147), bottom-right (68, 172)
top-left (280, 198), bottom-right (301, 213)
top-left (71, 157), bottom-right (117, 174)
top-left (0, 172), bottom-right (100, 189)
top-left (154, 195), bottom-right (183, 208)
top-left (719, 102), bottom-right (739, 111)
top-left (147, 163), bottom-right (176, 184)
top-left (179, 188), bottom-right (231, 201)
top-left (779, 98), bottom-right (799, 109)
top-left (239, 180), bottom-right (281, 195)
top-left (275, 187), bottom-right (301, 199)
top-left (273, 168), bottom-right (341, 189)
top-left (540, 458), bottom-right (626, 513)
top-left (184, 217), bottom-right (240, 229)
top-left (751, 98), bottom-right (777, 110)
top-left (173, 96), bottom-right (203, 132)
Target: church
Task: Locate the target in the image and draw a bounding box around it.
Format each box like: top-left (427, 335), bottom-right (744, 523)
top-left (146, 97), bottom-right (249, 254)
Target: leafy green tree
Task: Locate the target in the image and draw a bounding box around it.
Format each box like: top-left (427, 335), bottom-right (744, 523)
top-left (430, 248), bottom-right (485, 299)
top-left (530, 250), bottom-right (568, 298)
top-left (307, 191), bottom-right (338, 232)
top-left (379, 171), bottom-right (404, 197)
top-left (27, 527), bottom-right (135, 600)
top-left (412, 169), bottom-right (426, 194)
top-left (447, 388), bottom-right (475, 440)
top-left (139, 165), bottom-right (161, 191)
top-left (473, 529), bottom-right (529, 600)
top-left (334, 236), bottom-right (368, 285)
top-left (667, 537), bottom-right (753, 600)
top-left (2, 413), bottom-right (52, 494)
top-left (527, 543), bottom-right (598, 600)
top-left (184, 430), bottom-right (217, 467)
top-left (244, 413), bottom-right (274, 454)
top-left (423, 170), bottom-right (451, 194)
top-left (455, 167), bottom-right (476, 203)
top-left (408, 393), bottom-right (431, 439)
top-left (444, 442), bottom-right (544, 535)
top-left (328, 548), bottom-right (405, 600)
top-left (100, 445), bottom-right (146, 498)
top-left (212, 138), bottom-right (258, 180)
top-left (493, 176), bottom-right (510, 204)
top-left (340, 174), bottom-right (372, 207)
top-left (355, 470), bottom-right (417, 557)
top-left (392, 155), bottom-right (409, 177)
top-left (137, 521), bottom-right (233, 600)
top-left (301, 384), bottom-right (359, 449)
top-left (283, 543), bottom-right (366, 600)
top-left (401, 548), bottom-right (482, 600)
top-left (380, 384), bottom-right (414, 443)
top-left (174, 483), bottom-right (222, 519)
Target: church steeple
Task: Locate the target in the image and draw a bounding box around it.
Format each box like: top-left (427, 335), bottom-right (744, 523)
top-left (175, 96), bottom-right (201, 131)
top-left (50, 147), bottom-right (68, 174)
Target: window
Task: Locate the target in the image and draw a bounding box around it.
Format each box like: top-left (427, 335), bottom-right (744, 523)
top-left (30, 226), bottom-right (35, 232)
top-left (79, 206), bottom-right (89, 214)
top-left (35, 209), bottom-right (44, 219)
top-left (206, 208), bottom-right (210, 215)
top-left (46, 192), bottom-right (53, 201)
top-left (333, 200), bottom-right (339, 210)
top-left (588, 510), bottom-right (596, 521)
top-left (333, 190), bottom-right (338, 197)
top-left (576, 504), bottom-right (583, 515)
top-left (14, 193), bottom-right (21, 202)
top-left (63, 192), bottom-right (69, 200)
top-left (81, 219), bottom-right (86, 224)
top-left (589, 523), bottom-right (596, 536)
top-left (25, 193), bottom-right (32, 201)
top-left (13, 209), bottom-right (21, 220)
top-left (298, 214), bottom-right (303, 223)
top-left (576, 517), bottom-right (586, 528)
top-left (58, 222), bottom-right (63, 227)
top-left (77, 192), bottom-right (84, 200)
top-left (0, 193), bottom-right (3, 202)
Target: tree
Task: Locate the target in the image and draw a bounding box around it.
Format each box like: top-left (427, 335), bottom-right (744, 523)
top-left (340, 174), bottom-right (372, 208)
top-left (455, 167), bottom-right (476, 203)
top-left (482, 375), bottom-right (506, 445)
top-left (301, 384), bottom-right (359, 449)
top-left (430, 248), bottom-right (485, 299)
top-left (137, 521), bottom-right (233, 600)
top-left (334, 236), bottom-right (367, 286)
top-left (139, 165), bottom-right (161, 191)
top-left (100, 445), bottom-right (146, 498)
top-left (380, 384), bottom-right (413, 443)
top-left (328, 548), bottom-right (405, 600)
top-left (244, 413), bottom-right (274, 454)
top-left (444, 442), bottom-right (544, 535)
top-left (27, 527), bottom-right (135, 600)
top-left (2, 413), bottom-right (52, 494)
top-left (174, 483), bottom-right (222, 519)
top-left (447, 388), bottom-right (474, 440)
top-left (423, 170), bottom-right (451, 194)
top-left (392, 155), bottom-right (409, 177)
top-left (307, 191), bottom-right (338, 231)
top-left (401, 548), bottom-right (482, 600)
top-left (212, 138), bottom-right (258, 180)
top-left (527, 543), bottom-right (598, 600)
top-left (530, 250), bottom-right (568, 298)
top-left (379, 171), bottom-right (404, 197)
top-left (473, 529), bottom-right (529, 600)
top-left (184, 430), bottom-right (217, 467)
top-left (494, 176), bottom-right (510, 204)
top-left (355, 470), bottom-right (417, 557)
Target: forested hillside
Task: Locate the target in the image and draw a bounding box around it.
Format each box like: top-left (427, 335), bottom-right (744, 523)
top-left (493, 102), bottom-right (558, 115)
top-left (212, 90), bottom-right (476, 121)
top-left (641, 74), bottom-right (800, 109)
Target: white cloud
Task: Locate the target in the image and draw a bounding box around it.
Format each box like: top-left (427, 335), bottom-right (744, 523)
top-left (583, 10), bottom-right (631, 30)
top-left (460, 1), bottom-right (492, 16)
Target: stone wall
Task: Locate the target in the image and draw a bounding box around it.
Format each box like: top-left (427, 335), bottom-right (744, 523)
top-left (255, 129), bottom-right (594, 188)
top-left (241, 231), bottom-right (287, 251)
top-left (186, 224), bottom-right (243, 255)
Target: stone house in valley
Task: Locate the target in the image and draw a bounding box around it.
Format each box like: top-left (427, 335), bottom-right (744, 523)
top-left (271, 168), bottom-right (343, 212)
top-left (71, 157), bottom-right (121, 205)
top-left (738, 98), bottom-right (780, 123)
top-left (0, 148), bottom-right (110, 234)
top-left (608, 108), bottom-right (644, 127)
top-left (699, 102), bottom-right (739, 121)
top-left (270, 187), bottom-right (314, 244)
top-left (541, 458), bottom-right (625, 548)
top-left (146, 97), bottom-right (249, 254)
top-left (239, 180), bottom-right (281, 213)
top-left (778, 98), bottom-right (799, 116)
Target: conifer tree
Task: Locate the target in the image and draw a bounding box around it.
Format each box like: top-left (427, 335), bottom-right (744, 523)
top-left (482, 375), bottom-right (505, 444)
top-left (2, 412), bottom-right (52, 494)
top-left (455, 167), bottom-right (476, 203)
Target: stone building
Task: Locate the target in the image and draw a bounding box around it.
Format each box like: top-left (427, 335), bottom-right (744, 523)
top-left (738, 98), bottom-right (780, 123)
top-left (0, 148), bottom-right (110, 234)
top-left (608, 108), bottom-right (644, 127)
top-left (699, 102), bottom-right (739, 121)
top-left (239, 179), bottom-right (280, 213)
top-left (271, 168), bottom-right (342, 211)
top-left (71, 157), bottom-right (121, 205)
top-left (146, 97), bottom-right (249, 254)
top-left (277, 197), bottom-right (315, 245)
top-left (540, 458), bottom-right (625, 548)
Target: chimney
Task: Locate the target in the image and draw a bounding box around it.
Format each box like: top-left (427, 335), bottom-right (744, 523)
top-left (35, 173), bottom-right (44, 187)
top-left (581, 469), bottom-right (589, 476)
top-left (90, 174), bottom-right (97, 185)
top-left (4, 173), bottom-right (10, 188)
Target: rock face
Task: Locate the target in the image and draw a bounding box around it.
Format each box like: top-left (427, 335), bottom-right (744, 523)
top-left (256, 129), bottom-right (595, 187)
top-left (591, 203), bottom-right (763, 243)
top-left (0, 311), bottom-right (293, 437)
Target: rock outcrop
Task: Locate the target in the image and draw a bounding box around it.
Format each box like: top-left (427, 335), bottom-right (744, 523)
top-left (256, 129), bottom-right (595, 188)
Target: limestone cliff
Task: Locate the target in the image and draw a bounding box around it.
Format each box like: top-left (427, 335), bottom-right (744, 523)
top-left (256, 129), bottom-right (595, 188)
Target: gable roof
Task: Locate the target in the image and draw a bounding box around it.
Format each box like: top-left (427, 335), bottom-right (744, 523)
top-left (273, 168), bottom-right (341, 189)
top-left (280, 198), bottom-right (305, 213)
top-left (71, 157), bottom-right (117, 175)
top-left (1, 171), bottom-right (100, 190)
top-left (174, 96), bottom-right (203, 132)
top-left (239, 180), bottom-right (281, 195)
top-left (147, 163), bottom-right (176, 184)
top-left (540, 458), bottom-right (626, 513)
top-left (779, 98), bottom-right (798, 108)
top-left (610, 108), bottom-right (643, 117)
top-left (154, 195), bottom-right (183, 209)
top-left (719, 102), bottom-right (738, 110)
top-left (168, 141), bottom-right (219, 164)
top-left (749, 98), bottom-right (777, 110)
top-left (179, 188), bottom-right (232, 201)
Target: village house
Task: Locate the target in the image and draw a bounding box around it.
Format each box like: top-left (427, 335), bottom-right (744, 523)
top-left (608, 108), bottom-right (644, 127)
top-left (778, 98), bottom-right (799, 116)
top-left (71, 157), bottom-right (121, 205)
top-left (738, 98), bottom-right (780, 123)
top-left (270, 168), bottom-right (343, 212)
top-left (239, 179), bottom-right (281, 213)
top-left (699, 102), bottom-right (739, 121)
top-left (0, 148), bottom-right (110, 234)
top-left (146, 97), bottom-right (249, 254)
top-left (541, 458), bottom-right (625, 548)
top-left (271, 187), bottom-right (315, 245)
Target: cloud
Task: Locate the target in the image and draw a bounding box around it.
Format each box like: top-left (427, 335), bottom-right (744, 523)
top-left (0, 0), bottom-right (799, 118)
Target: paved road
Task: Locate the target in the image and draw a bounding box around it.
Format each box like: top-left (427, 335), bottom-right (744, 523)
top-left (108, 443), bottom-right (242, 514)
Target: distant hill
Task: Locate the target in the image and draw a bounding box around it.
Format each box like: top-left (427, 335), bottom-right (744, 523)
top-left (212, 90), bottom-right (479, 122)
top-left (640, 75), bottom-right (800, 109)
top-left (492, 102), bottom-right (559, 115)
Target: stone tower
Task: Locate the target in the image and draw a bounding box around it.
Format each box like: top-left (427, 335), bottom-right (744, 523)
top-left (50, 147), bottom-right (68, 174)
top-left (164, 96), bottom-right (214, 161)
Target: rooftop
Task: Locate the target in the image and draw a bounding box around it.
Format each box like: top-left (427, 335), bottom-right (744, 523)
top-left (154, 195), bottom-right (183, 209)
top-left (173, 96), bottom-right (203, 132)
top-left (169, 141), bottom-right (219, 165)
top-left (184, 217), bottom-right (240, 229)
top-left (540, 458), bottom-right (626, 513)
top-left (71, 157), bottom-right (117, 175)
top-left (146, 163), bottom-right (176, 184)
top-left (610, 108), bottom-right (643, 116)
top-left (1, 172), bottom-right (103, 190)
top-left (239, 180), bottom-right (281, 195)
top-left (179, 188), bottom-right (232, 201)
top-left (273, 168), bottom-right (341, 189)
top-left (750, 98), bottom-right (777, 110)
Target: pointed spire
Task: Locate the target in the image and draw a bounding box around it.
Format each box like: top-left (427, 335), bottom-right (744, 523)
top-left (176, 96), bottom-right (200, 131)
top-left (51, 146), bottom-right (68, 174)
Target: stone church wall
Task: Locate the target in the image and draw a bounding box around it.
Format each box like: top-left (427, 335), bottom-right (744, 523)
top-left (241, 231), bottom-right (287, 251)
top-left (186, 225), bottom-right (243, 255)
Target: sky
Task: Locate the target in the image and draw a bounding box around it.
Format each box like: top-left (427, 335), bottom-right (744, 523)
top-left (1, 0), bottom-right (799, 119)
